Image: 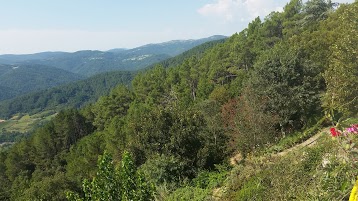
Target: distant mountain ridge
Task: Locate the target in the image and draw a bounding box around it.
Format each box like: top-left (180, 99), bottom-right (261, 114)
top-left (0, 35), bottom-right (227, 76)
top-left (124, 35), bottom-right (227, 56)
top-left (0, 52), bottom-right (68, 63)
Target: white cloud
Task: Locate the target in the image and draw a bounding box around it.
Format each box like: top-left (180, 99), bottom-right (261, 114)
top-left (275, 7), bottom-right (284, 13)
top-left (197, 0), bottom-right (242, 22)
top-left (198, 0), bottom-right (288, 23)
top-left (198, 0), bottom-right (356, 23)
top-left (243, 0), bottom-right (263, 18)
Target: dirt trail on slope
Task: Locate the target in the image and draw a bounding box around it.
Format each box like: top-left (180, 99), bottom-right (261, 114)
top-left (274, 129), bottom-right (325, 157)
top-left (229, 128), bottom-right (327, 166)
top-left (213, 129), bottom-right (327, 200)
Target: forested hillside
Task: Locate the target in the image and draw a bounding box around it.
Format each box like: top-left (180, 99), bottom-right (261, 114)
top-left (0, 0), bottom-right (357, 200)
top-left (0, 86), bottom-right (17, 101)
top-left (0, 64), bottom-right (83, 101)
top-left (0, 71), bottom-right (134, 118)
top-left (0, 38), bottom-right (225, 118)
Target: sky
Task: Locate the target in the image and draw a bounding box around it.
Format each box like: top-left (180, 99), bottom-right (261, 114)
top-left (0, 0), bottom-right (355, 54)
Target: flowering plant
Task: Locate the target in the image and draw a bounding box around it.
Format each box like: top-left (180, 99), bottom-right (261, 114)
top-left (329, 124), bottom-right (358, 163)
top-left (330, 124), bottom-right (358, 201)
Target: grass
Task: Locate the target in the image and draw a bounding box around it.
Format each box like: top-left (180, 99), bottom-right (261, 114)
top-left (0, 110), bottom-right (57, 133)
top-left (341, 117), bottom-right (358, 127)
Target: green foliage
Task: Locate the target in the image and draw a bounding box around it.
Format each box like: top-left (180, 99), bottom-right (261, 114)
top-left (67, 151), bottom-right (154, 201)
top-left (250, 43), bottom-right (323, 131)
top-left (92, 85), bottom-right (133, 130)
top-left (140, 154), bottom-right (185, 186)
top-left (234, 176), bottom-right (266, 201)
top-left (0, 152), bottom-right (11, 200)
top-left (66, 132), bottom-right (105, 186)
top-left (302, 0), bottom-right (334, 27)
top-left (18, 172), bottom-right (73, 201)
top-left (0, 131), bottom-right (28, 144)
top-left (323, 1), bottom-right (358, 117)
top-left (282, 0), bottom-right (303, 35)
top-left (192, 165), bottom-right (229, 189)
top-left (0, 109), bottom-right (94, 200)
top-left (166, 186), bottom-right (209, 201)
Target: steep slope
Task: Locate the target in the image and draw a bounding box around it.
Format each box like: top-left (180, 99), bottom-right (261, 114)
top-left (0, 64), bottom-right (83, 101)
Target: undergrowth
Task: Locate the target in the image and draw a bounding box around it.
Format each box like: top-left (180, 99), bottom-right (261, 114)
top-left (164, 119), bottom-right (358, 200)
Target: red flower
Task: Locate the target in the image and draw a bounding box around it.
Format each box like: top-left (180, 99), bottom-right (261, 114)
top-left (330, 127), bottom-right (340, 137)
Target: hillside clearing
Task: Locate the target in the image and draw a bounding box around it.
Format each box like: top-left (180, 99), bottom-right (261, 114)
top-left (0, 111), bottom-right (56, 133)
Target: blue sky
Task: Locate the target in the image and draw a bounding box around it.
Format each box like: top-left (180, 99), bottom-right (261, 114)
top-left (0, 0), bottom-right (354, 54)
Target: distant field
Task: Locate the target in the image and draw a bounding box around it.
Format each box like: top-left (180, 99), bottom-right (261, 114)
top-left (0, 110), bottom-right (57, 133)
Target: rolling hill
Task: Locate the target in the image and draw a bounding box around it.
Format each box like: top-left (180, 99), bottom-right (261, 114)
top-left (0, 35), bottom-right (227, 77)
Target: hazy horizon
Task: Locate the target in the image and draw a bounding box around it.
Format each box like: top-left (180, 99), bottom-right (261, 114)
top-left (0, 35), bottom-right (227, 55)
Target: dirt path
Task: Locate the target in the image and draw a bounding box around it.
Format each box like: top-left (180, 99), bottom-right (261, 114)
top-left (213, 129), bottom-right (327, 200)
top-left (275, 129), bottom-right (325, 157)
top-left (229, 129), bottom-right (326, 166)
